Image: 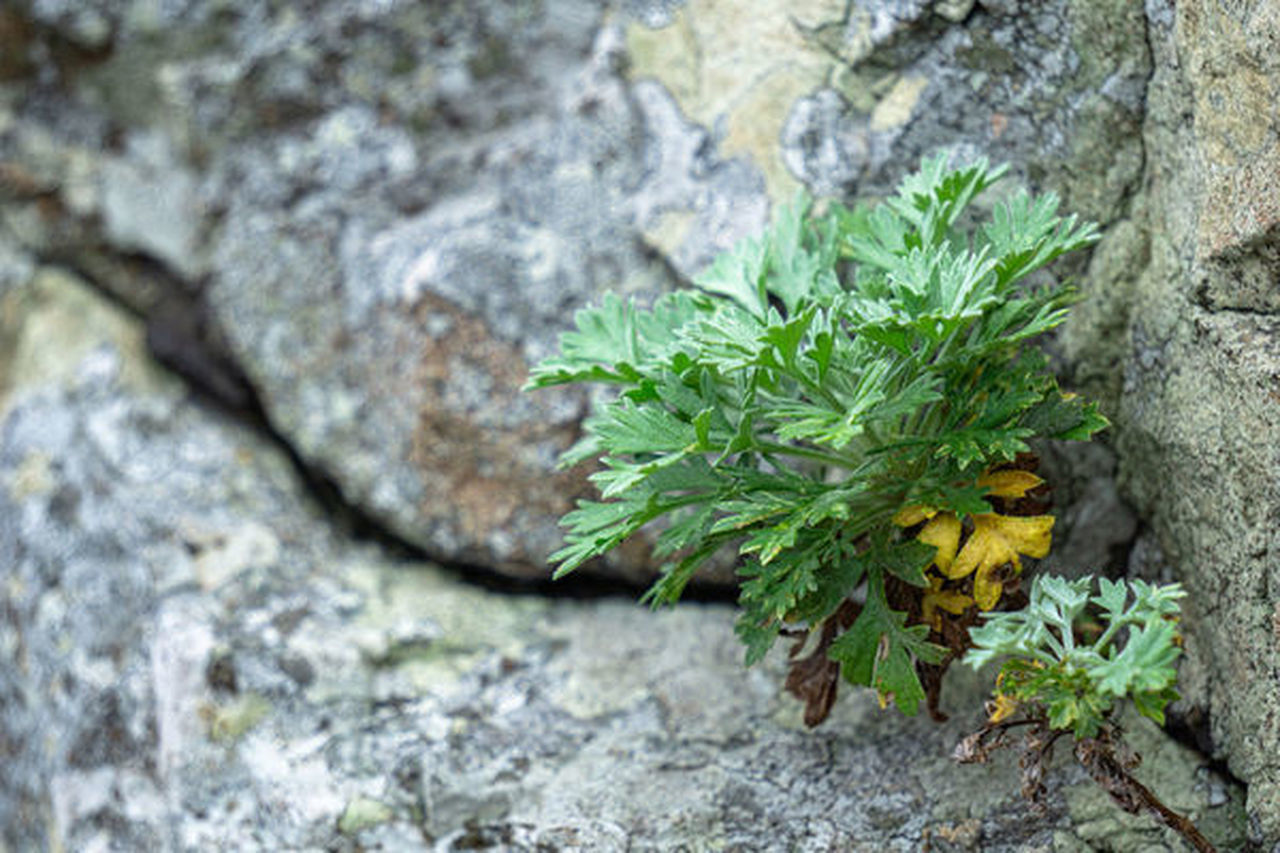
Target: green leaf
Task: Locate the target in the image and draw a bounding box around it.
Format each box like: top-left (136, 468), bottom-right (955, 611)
top-left (1093, 618), bottom-right (1182, 698)
top-left (786, 551), bottom-right (868, 626)
top-left (1021, 391), bottom-right (1110, 442)
top-left (829, 574), bottom-right (946, 714)
top-left (643, 537), bottom-right (727, 606)
top-left (528, 154), bottom-right (1109, 722)
top-left (764, 193), bottom-right (826, 314)
top-left (591, 400), bottom-right (697, 454)
top-left (525, 291), bottom-right (704, 388)
top-left (1132, 686), bottom-right (1180, 726)
top-left (694, 233), bottom-right (768, 317)
top-left (760, 306), bottom-right (817, 371)
top-left (876, 538), bottom-right (936, 587)
top-left (736, 612), bottom-right (781, 666)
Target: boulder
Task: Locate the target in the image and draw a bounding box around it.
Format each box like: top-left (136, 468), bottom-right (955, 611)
top-left (2, 0), bottom-right (1144, 580)
top-left (3, 0), bottom-right (1280, 839)
top-left (0, 268), bottom-right (1246, 850)
top-left (1094, 0), bottom-right (1280, 841)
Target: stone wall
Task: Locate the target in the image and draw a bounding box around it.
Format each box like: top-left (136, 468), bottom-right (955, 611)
top-left (1, 0), bottom-right (1277, 846)
top-left (1107, 0), bottom-right (1280, 841)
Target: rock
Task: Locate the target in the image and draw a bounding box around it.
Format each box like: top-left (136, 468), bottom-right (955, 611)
top-left (0, 264), bottom-right (1246, 852)
top-left (3, 0), bottom-right (1279, 839)
top-left (100, 131), bottom-right (203, 279)
top-left (1096, 0), bottom-right (1280, 840)
top-left (0, 0), bottom-right (1147, 582)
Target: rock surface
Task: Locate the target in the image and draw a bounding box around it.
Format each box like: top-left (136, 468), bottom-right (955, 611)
top-left (1091, 0), bottom-right (1280, 842)
top-left (0, 270), bottom-right (1247, 851)
top-left (2, 0), bottom-right (1280, 843)
top-left (0, 0), bottom-right (1146, 580)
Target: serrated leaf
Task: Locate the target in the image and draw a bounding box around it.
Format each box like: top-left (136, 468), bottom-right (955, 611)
top-left (643, 538), bottom-right (726, 607)
top-left (829, 576), bottom-right (946, 714)
top-left (874, 537), bottom-right (936, 587)
top-left (525, 291), bottom-right (705, 388)
top-left (1093, 618), bottom-right (1181, 698)
top-left (736, 613), bottom-right (780, 666)
top-left (694, 233), bottom-right (768, 317)
top-left (591, 400), bottom-right (697, 454)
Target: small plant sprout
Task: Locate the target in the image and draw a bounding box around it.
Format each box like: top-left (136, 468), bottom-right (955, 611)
top-left (526, 155), bottom-right (1208, 839)
top-left (957, 575), bottom-right (1213, 852)
top-left (528, 155), bottom-right (1104, 720)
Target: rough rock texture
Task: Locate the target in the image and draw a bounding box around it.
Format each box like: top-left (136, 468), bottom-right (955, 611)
top-left (0, 270), bottom-right (1248, 851)
top-left (0, 0), bottom-right (1145, 580)
top-left (4, 0), bottom-right (1280, 844)
top-left (1084, 0), bottom-right (1280, 843)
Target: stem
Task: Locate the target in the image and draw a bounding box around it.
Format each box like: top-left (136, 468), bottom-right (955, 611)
top-left (1040, 627), bottom-right (1065, 660)
top-left (1074, 735), bottom-right (1217, 853)
top-left (1059, 619), bottom-right (1075, 655)
top-left (754, 441), bottom-right (858, 469)
top-left (1091, 613), bottom-right (1136, 655)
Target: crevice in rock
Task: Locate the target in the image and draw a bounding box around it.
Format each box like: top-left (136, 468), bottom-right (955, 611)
top-left (36, 250), bottom-right (738, 605)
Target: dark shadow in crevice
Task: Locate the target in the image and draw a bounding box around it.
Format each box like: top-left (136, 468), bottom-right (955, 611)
top-left (45, 252), bottom-right (738, 606)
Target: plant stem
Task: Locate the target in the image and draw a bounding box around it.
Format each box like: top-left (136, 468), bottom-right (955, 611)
top-left (753, 441), bottom-right (857, 468)
top-left (1074, 735), bottom-right (1217, 853)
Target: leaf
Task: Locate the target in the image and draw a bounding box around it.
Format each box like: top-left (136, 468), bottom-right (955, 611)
top-left (653, 503), bottom-right (717, 558)
top-left (694, 232), bottom-right (768, 317)
top-left (643, 538), bottom-right (726, 606)
top-left (917, 512), bottom-right (961, 575)
top-left (828, 574), bottom-right (946, 714)
top-left (1132, 685), bottom-right (1180, 726)
top-left (922, 574), bottom-right (974, 629)
top-left (1021, 390), bottom-right (1110, 442)
top-left (977, 469), bottom-right (1043, 498)
top-left (1093, 618), bottom-right (1182, 698)
top-left (525, 291), bottom-right (704, 388)
top-left (786, 551), bottom-right (868, 626)
top-left (982, 190), bottom-right (1100, 288)
top-left (1091, 576), bottom-right (1131, 623)
top-left (738, 549), bottom-right (820, 623)
top-left (945, 513), bottom-right (1054, 580)
top-left (760, 305), bottom-right (817, 371)
top-left (591, 400), bottom-right (697, 454)
top-left (875, 538), bottom-right (936, 587)
top-left (764, 193), bottom-right (826, 313)
top-left (736, 612), bottom-right (780, 667)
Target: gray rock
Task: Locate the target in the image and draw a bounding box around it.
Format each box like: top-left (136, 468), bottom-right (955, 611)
top-left (100, 131), bottom-right (203, 279)
top-left (0, 270), bottom-right (1247, 851)
top-left (1091, 0), bottom-right (1280, 840)
top-left (3, 0), bottom-right (1279, 837)
top-left (0, 0), bottom-right (1143, 583)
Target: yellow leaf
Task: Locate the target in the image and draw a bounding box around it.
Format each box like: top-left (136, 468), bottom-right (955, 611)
top-left (922, 573), bottom-right (973, 629)
top-left (973, 559), bottom-right (1017, 610)
top-left (987, 692), bottom-right (1020, 723)
top-left (892, 504), bottom-right (936, 527)
top-left (977, 469), bottom-right (1044, 499)
top-left (946, 513), bottom-right (1054, 583)
top-left (918, 512), bottom-right (961, 574)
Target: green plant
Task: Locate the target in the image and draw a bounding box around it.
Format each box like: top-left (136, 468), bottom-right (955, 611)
top-left (956, 575), bottom-right (1213, 852)
top-left (527, 155), bottom-right (1108, 719)
top-left (964, 574), bottom-right (1185, 737)
top-left (526, 154), bottom-right (1210, 845)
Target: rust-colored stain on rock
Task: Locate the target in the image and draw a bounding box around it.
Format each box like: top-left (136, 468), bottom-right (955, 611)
top-left (411, 293), bottom-right (594, 572)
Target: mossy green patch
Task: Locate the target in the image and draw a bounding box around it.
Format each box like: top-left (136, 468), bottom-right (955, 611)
top-left (338, 797), bottom-right (394, 835)
top-left (624, 1), bottom-right (846, 199)
top-left (202, 693), bottom-right (271, 744)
